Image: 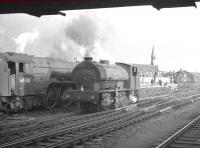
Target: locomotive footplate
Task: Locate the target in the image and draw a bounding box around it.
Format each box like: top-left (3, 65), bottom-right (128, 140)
top-left (63, 90), bottom-right (100, 103)
top-left (63, 89), bottom-right (136, 112)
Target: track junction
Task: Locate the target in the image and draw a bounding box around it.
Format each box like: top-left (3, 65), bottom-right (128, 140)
top-left (1, 86), bottom-right (200, 148)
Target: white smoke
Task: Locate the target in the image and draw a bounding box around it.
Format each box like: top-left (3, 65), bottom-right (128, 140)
top-left (14, 30), bottom-right (39, 53)
top-left (64, 15), bottom-right (115, 63)
top-left (0, 25), bottom-right (16, 52)
top-left (49, 36), bottom-right (85, 61)
top-left (92, 40), bottom-right (115, 64)
top-left (0, 26), bottom-right (4, 51)
top-left (0, 14), bottom-right (114, 62)
top-left (0, 25), bottom-right (5, 37)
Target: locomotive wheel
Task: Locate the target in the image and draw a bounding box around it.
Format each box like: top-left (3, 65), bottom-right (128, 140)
top-left (60, 88), bottom-right (72, 108)
top-left (45, 87), bottom-right (58, 109)
top-left (61, 99), bottom-right (72, 108)
top-left (22, 98), bottom-right (29, 111)
top-left (0, 97), bottom-right (8, 114)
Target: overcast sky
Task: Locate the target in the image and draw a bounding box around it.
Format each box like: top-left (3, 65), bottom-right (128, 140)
top-left (0, 3), bottom-right (200, 72)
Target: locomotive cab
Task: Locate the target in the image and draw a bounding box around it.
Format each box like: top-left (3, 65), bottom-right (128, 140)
top-left (0, 59), bottom-right (17, 97)
top-left (8, 61), bottom-right (16, 95)
top-left (0, 53), bottom-right (33, 112)
top-left (0, 57), bottom-right (10, 98)
top-left (0, 58), bottom-right (19, 111)
top-left (7, 60), bottom-right (31, 96)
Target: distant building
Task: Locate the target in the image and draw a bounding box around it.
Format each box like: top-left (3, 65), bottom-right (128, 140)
top-left (175, 69), bottom-right (200, 83)
top-left (132, 64), bottom-right (158, 87)
top-left (191, 72), bottom-right (200, 83)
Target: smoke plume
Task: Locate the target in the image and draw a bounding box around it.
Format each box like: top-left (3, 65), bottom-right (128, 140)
top-left (0, 26), bottom-right (4, 36)
top-left (14, 30), bottom-right (39, 53)
top-left (0, 14), bottom-right (114, 63)
top-left (0, 25), bottom-right (16, 52)
top-left (65, 15), bottom-right (99, 56)
top-left (64, 15), bottom-right (114, 62)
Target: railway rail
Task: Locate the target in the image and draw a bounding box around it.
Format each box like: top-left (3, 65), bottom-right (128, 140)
top-left (136, 88), bottom-right (199, 108)
top-left (1, 90), bottom-right (200, 148)
top-left (0, 87), bottom-right (196, 129)
top-left (156, 114), bottom-right (200, 148)
top-left (0, 110), bottom-right (121, 142)
top-left (0, 88), bottom-right (198, 141)
top-left (0, 112), bottom-right (76, 129)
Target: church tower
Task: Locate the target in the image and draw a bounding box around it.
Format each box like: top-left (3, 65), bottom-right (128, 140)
top-left (151, 45), bottom-right (156, 65)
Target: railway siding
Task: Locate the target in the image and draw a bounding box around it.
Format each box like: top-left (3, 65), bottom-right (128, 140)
top-left (1, 91), bottom-right (200, 148)
top-left (0, 88), bottom-right (198, 143)
top-left (156, 114), bottom-right (200, 148)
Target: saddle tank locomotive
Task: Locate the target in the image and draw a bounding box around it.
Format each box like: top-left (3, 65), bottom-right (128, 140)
top-left (62, 57), bottom-right (139, 112)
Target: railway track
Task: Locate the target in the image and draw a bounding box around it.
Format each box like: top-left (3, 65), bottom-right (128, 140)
top-left (0, 110), bottom-right (122, 143)
top-left (0, 112), bottom-right (77, 129)
top-left (131, 89), bottom-right (200, 109)
top-left (0, 87), bottom-right (196, 128)
top-left (137, 89), bottom-right (199, 106)
top-left (156, 114), bottom-right (200, 148)
top-left (1, 91), bottom-right (200, 148)
top-left (0, 88), bottom-right (198, 143)
top-left (0, 89), bottom-right (198, 142)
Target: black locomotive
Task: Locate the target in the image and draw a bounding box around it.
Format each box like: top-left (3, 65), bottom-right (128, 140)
top-left (0, 52), bottom-right (77, 113)
top-left (62, 57), bottom-right (157, 112)
top-left (0, 52), bottom-right (158, 113)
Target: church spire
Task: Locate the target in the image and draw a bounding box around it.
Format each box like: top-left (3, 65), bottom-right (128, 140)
top-left (151, 45), bottom-right (155, 65)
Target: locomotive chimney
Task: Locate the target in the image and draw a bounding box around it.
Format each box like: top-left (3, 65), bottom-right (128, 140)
top-left (100, 60), bottom-right (110, 65)
top-left (84, 57), bottom-right (93, 62)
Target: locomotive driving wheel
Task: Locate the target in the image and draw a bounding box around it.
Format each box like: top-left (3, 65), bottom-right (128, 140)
top-left (61, 99), bottom-right (72, 108)
top-left (60, 88), bottom-right (72, 108)
top-left (45, 87), bottom-right (58, 109)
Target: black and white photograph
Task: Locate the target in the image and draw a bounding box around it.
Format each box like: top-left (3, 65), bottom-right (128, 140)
top-left (0, 1), bottom-right (200, 148)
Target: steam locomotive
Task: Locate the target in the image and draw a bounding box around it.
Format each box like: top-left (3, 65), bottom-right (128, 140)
top-left (0, 52), bottom-right (77, 113)
top-left (0, 52), bottom-right (158, 113)
top-left (62, 57), bottom-right (148, 112)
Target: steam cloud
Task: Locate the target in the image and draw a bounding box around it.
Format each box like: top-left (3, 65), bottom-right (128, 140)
top-left (64, 15), bottom-right (114, 63)
top-left (0, 25), bottom-right (16, 52)
top-left (0, 14), bottom-right (114, 63)
top-left (14, 30), bottom-right (39, 53)
top-left (0, 26), bottom-right (4, 36)
top-left (65, 15), bottom-right (99, 57)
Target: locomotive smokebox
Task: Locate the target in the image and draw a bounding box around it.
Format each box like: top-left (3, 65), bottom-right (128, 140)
top-left (100, 60), bottom-right (110, 65)
top-left (84, 57), bottom-right (93, 62)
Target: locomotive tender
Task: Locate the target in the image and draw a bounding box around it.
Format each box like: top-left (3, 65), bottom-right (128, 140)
top-left (62, 57), bottom-right (149, 112)
top-left (0, 52), bottom-right (77, 113)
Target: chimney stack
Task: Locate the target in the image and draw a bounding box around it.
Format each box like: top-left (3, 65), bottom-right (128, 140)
top-left (100, 60), bottom-right (110, 65)
top-left (84, 57), bottom-right (93, 62)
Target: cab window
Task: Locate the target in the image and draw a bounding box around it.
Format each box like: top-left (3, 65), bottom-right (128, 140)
top-left (132, 67), bottom-right (137, 76)
top-left (8, 61), bottom-right (16, 75)
top-left (25, 63), bottom-right (30, 73)
top-left (19, 63), bottom-right (24, 73)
